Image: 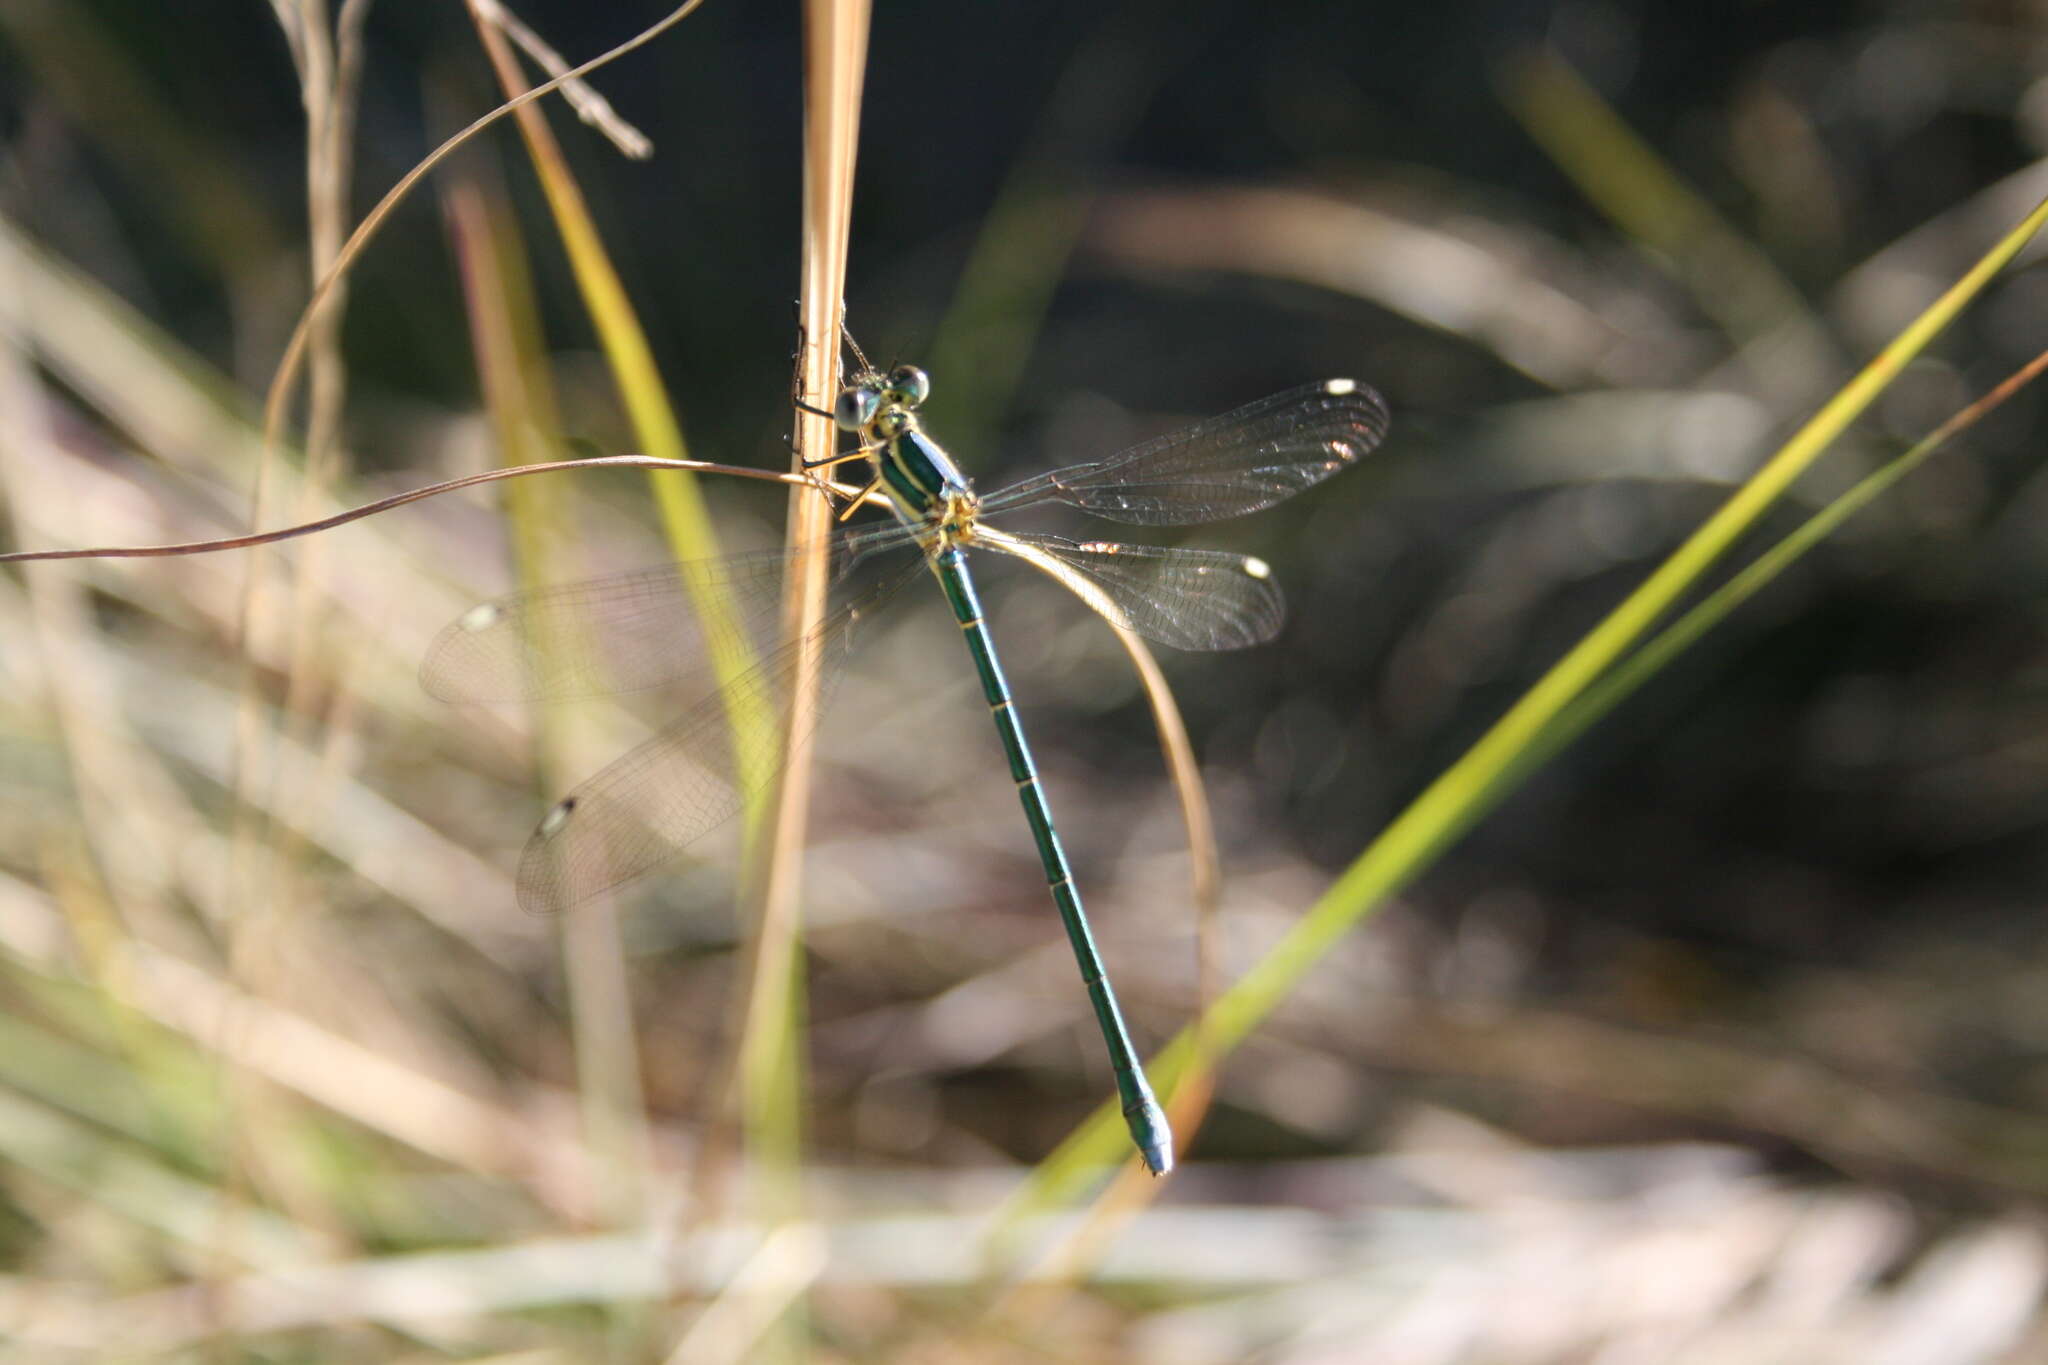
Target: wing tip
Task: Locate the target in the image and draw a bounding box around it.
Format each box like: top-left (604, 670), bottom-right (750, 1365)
top-left (1321, 377), bottom-right (1391, 453)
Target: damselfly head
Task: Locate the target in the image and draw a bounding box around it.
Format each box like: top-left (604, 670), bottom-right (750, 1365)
top-left (834, 364), bottom-right (929, 437)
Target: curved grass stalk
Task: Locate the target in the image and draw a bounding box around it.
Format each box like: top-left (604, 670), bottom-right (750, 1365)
top-left (984, 529), bottom-right (1226, 1127)
top-left (976, 582), bottom-right (1224, 1313)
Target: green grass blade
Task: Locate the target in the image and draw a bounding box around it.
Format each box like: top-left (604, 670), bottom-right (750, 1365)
top-left (467, 19), bottom-right (802, 1271)
top-left (1514, 344), bottom-right (2048, 795)
top-left (469, 14), bottom-right (777, 820)
top-left (999, 192), bottom-right (2048, 1222)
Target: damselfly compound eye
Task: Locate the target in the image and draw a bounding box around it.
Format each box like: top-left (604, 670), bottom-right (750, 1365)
top-left (887, 365), bottom-right (930, 407)
top-left (834, 386), bottom-right (882, 432)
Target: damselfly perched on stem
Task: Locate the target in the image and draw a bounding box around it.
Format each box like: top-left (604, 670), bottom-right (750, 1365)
top-left (425, 351), bottom-right (1389, 1173)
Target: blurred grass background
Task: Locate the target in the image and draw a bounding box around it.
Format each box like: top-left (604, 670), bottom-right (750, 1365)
top-left (6, 1), bottom-right (2048, 1360)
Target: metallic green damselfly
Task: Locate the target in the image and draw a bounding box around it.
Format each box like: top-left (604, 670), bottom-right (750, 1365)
top-left (425, 361), bottom-right (1389, 1173)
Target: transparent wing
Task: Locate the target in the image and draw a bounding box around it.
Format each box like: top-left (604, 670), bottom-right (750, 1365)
top-left (421, 522), bottom-right (919, 702)
top-left (979, 379), bottom-right (1389, 526)
top-left (511, 556), bottom-right (926, 915)
top-left (987, 532), bottom-right (1287, 651)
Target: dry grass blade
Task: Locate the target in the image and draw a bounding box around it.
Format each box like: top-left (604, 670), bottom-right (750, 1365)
top-left (211, 0), bottom-right (380, 1321)
top-left (1087, 185), bottom-right (1642, 390)
top-left (659, 1223), bottom-right (829, 1365)
top-left (718, 0), bottom-right (873, 1277)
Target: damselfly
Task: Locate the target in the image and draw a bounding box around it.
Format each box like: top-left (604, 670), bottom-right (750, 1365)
top-left (424, 357), bottom-right (1389, 1173)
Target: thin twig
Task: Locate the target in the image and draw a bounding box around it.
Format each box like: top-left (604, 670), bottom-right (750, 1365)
top-left (470, 0), bottom-right (654, 158)
top-left (0, 457), bottom-right (861, 564)
top-left (257, 0), bottom-right (705, 483)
